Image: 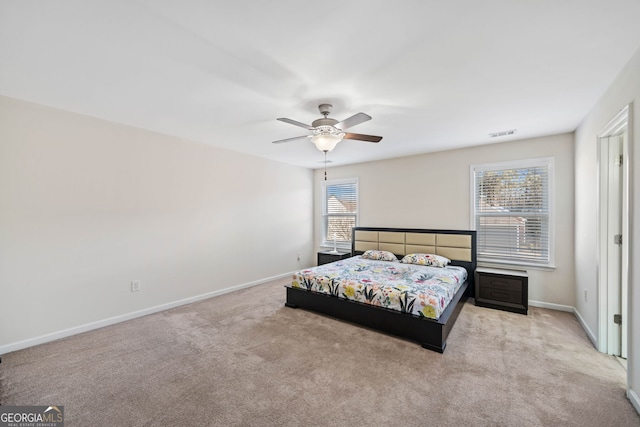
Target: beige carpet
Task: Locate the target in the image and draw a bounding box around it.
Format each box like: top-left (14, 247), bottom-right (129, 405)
top-left (1, 277), bottom-right (638, 426)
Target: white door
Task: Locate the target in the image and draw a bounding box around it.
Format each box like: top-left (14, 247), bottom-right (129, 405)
top-left (621, 134), bottom-right (628, 359)
top-left (606, 135), bottom-right (623, 357)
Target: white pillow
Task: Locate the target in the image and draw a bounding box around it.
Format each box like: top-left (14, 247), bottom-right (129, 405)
top-left (361, 250), bottom-right (398, 262)
top-left (400, 253), bottom-right (450, 267)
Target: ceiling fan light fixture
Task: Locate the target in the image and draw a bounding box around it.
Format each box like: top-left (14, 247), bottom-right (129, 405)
top-left (273, 104), bottom-right (381, 152)
top-left (311, 133), bottom-right (343, 152)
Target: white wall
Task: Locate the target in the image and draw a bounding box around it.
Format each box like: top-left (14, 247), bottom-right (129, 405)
top-left (0, 96), bottom-right (314, 353)
top-left (575, 46), bottom-right (640, 412)
top-left (314, 133), bottom-right (575, 307)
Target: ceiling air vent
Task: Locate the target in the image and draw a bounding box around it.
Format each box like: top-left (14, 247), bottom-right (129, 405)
top-left (489, 129), bottom-right (517, 138)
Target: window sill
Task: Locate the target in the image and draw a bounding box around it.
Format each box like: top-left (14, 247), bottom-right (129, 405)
top-left (321, 244), bottom-right (351, 252)
top-left (478, 260), bottom-right (556, 272)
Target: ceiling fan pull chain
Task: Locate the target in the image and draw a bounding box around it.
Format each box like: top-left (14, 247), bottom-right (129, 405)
top-left (324, 151), bottom-right (327, 180)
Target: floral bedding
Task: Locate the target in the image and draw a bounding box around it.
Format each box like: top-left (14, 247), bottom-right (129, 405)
top-left (290, 256), bottom-right (467, 320)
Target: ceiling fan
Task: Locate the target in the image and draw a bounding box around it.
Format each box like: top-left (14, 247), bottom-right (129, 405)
top-left (273, 104), bottom-right (383, 152)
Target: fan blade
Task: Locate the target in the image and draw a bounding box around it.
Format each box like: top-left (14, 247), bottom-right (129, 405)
top-left (343, 133), bottom-right (382, 143)
top-left (336, 112), bottom-right (371, 130)
top-left (277, 117), bottom-right (314, 130)
top-left (272, 135), bottom-right (310, 144)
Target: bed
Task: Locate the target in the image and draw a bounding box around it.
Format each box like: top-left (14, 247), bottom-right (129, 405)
top-left (285, 227), bottom-right (477, 353)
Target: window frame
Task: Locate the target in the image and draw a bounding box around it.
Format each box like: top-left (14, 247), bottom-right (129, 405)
top-left (321, 177), bottom-right (358, 250)
top-left (470, 157), bottom-right (555, 269)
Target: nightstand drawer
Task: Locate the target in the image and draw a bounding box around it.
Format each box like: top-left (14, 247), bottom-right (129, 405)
top-left (481, 276), bottom-right (522, 292)
top-left (478, 286), bottom-right (522, 305)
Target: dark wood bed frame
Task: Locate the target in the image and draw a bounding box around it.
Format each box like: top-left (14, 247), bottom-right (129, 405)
top-left (285, 227), bottom-right (477, 353)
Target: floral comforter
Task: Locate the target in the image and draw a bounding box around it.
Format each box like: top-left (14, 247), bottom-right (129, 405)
top-left (290, 256), bottom-right (467, 320)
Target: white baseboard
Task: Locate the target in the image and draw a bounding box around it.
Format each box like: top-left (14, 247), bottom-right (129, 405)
top-left (573, 307), bottom-right (598, 348)
top-left (629, 389), bottom-right (640, 415)
top-left (528, 300), bottom-right (599, 349)
top-left (528, 299), bottom-right (574, 312)
top-left (0, 272), bottom-right (292, 356)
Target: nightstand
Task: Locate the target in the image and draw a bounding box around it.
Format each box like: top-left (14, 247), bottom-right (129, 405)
top-left (475, 268), bottom-right (528, 315)
top-left (317, 251), bottom-right (351, 266)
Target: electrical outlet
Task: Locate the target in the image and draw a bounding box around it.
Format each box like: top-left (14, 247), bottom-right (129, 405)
top-left (131, 280), bottom-right (141, 292)
top-left (584, 289), bottom-right (587, 302)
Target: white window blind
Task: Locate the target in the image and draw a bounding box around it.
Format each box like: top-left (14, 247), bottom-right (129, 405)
top-left (322, 178), bottom-right (358, 247)
top-left (472, 158), bottom-right (553, 266)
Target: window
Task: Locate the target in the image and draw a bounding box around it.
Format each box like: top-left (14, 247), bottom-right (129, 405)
top-left (322, 178), bottom-right (358, 249)
top-left (471, 158), bottom-right (553, 267)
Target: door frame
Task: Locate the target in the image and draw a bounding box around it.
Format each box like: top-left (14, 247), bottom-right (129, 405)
top-left (596, 104), bottom-right (630, 357)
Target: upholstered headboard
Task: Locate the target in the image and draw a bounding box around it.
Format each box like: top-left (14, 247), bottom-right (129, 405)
top-left (351, 227), bottom-right (477, 295)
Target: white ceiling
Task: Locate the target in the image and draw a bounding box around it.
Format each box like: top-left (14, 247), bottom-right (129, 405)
top-left (2, 1), bottom-right (640, 169)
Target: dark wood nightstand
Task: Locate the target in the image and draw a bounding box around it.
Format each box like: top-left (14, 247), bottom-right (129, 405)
top-left (475, 268), bottom-right (528, 315)
top-left (317, 251), bottom-right (351, 266)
